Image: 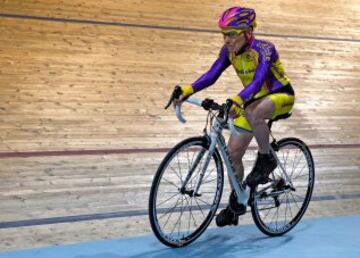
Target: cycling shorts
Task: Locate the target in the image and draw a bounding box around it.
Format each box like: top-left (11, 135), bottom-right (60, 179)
top-left (233, 85), bottom-right (295, 132)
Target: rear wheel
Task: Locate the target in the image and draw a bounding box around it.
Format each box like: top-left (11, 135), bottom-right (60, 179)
top-left (250, 137), bottom-right (315, 236)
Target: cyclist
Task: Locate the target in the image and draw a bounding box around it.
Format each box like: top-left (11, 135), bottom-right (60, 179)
top-left (174, 6), bottom-right (295, 227)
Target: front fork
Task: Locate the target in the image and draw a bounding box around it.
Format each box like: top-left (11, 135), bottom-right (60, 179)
top-left (180, 126), bottom-right (220, 197)
top-left (191, 131), bottom-right (218, 197)
top-left (180, 147), bottom-right (206, 196)
top-left (181, 123), bottom-right (250, 206)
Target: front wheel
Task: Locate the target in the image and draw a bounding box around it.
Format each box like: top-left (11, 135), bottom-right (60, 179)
top-left (149, 137), bottom-right (224, 247)
top-left (250, 137), bottom-right (315, 236)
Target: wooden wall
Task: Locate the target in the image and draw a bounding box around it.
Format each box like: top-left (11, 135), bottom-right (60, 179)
top-left (0, 0), bottom-right (359, 151)
top-left (1, 0), bottom-right (360, 39)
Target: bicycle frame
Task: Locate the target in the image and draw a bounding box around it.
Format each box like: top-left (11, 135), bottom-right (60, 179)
top-left (176, 97), bottom-right (294, 206)
top-left (150, 90), bottom-right (314, 247)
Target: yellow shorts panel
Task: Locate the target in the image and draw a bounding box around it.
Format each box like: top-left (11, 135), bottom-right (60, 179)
top-left (268, 93), bottom-right (295, 119)
top-left (233, 93), bottom-right (295, 132)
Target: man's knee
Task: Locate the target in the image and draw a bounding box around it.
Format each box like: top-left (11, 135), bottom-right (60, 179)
top-left (246, 98), bottom-right (275, 121)
top-left (245, 108), bottom-right (260, 125)
top-left (245, 106), bottom-right (270, 126)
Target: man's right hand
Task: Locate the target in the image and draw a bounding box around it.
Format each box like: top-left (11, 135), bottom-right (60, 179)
top-left (173, 94), bottom-right (186, 107)
top-left (229, 95), bottom-right (244, 118)
top-left (173, 85), bottom-right (194, 108)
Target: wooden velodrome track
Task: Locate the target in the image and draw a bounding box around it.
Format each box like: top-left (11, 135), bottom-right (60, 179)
top-left (0, 0), bottom-right (359, 251)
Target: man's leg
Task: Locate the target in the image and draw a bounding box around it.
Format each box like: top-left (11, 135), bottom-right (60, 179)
top-left (245, 97), bottom-right (277, 187)
top-left (245, 97), bottom-right (275, 154)
top-left (216, 132), bottom-right (252, 227)
top-left (227, 133), bottom-right (253, 184)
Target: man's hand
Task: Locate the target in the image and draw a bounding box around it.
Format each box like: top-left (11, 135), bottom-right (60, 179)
top-left (229, 95), bottom-right (244, 118)
top-left (173, 94), bottom-right (186, 107)
top-left (173, 85), bottom-right (193, 108)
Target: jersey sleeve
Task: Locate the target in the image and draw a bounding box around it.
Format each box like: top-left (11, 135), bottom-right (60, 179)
top-left (238, 42), bottom-right (274, 102)
top-left (191, 46), bottom-right (231, 93)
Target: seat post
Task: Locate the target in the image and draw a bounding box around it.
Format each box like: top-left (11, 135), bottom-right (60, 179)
top-left (267, 120), bottom-right (274, 130)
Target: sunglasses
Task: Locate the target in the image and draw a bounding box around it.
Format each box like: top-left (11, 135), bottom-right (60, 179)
top-left (221, 30), bottom-right (244, 38)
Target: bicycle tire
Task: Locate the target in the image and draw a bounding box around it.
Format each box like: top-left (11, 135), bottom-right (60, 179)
top-left (250, 137), bottom-right (315, 236)
top-left (149, 136), bottom-right (224, 247)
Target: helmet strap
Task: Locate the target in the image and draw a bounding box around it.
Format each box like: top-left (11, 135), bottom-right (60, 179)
top-left (244, 30), bottom-right (254, 45)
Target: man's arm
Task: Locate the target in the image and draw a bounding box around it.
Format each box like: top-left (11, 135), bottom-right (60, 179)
top-left (191, 46), bottom-right (231, 93)
top-left (238, 42), bottom-right (274, 102)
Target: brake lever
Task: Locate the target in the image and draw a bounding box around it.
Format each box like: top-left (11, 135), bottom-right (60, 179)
top-left (164, 85), bottom-right (182, 109)
top-left (225, 99), bottom-right (233, 122)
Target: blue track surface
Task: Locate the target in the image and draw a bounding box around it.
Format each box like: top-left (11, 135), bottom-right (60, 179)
top-left (1, 215), bottom-right (359, 258)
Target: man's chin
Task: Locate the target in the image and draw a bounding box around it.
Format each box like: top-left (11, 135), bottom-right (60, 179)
top-left (227, 46), bottom-right (238, 53)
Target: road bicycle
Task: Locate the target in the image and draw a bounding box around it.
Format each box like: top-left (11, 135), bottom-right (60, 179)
top-left (149, 86), bottom-right (315, 247)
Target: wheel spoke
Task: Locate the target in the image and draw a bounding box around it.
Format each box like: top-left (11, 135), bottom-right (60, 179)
top-left (159, 196), bottom-right (183, 228)
top-left (288, 190), bottom-right (302, 210)
top-left (267, 206), bottom-right (279, 229)
top-left (285, 193), bottom-right (292, 227)
top-left (195, 196), bottom-right (212, 207)
top-left (170, 197), bottom-right (186, 236)
top-left (157, 192), bottom-right (179, 206)
top-left (202, 168), bottom-right (215, 183)
top-left (185, 196), bottom-right (198, 233)
top-left (290, 149), bottom-right (303, 178)
top-left (258, 200), bottom-right (274, 220)
top-left (168, 165), bottom-right (183, 184)
top-left (202, 177), bottom-right (217, 184)
top-left (161, 177), bottom-right (179, 189)
top-left (292, 173), bottom-right (309, 180)
top-left (194, 197), bottom-right (206, 218)
top-left (293, 163), bottom-right (307, 180)
top-left (176, 153), bottom-right (184, 184)
top-left (285, 192), bottom-right (294, 223)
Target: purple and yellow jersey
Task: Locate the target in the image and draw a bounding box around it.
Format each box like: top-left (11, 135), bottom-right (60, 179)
top-left (191, 38), bottom-right (291, 103)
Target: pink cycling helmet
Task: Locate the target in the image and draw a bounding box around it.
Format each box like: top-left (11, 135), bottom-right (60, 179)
top-left (218, 6), bottom-right (257, 30)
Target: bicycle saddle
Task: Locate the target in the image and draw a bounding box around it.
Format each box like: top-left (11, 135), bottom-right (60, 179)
top-left (268, 112), bottom-right (292, 129)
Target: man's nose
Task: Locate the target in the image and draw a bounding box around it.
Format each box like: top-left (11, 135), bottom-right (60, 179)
top-left (224, 35), bottom-right (231, 43)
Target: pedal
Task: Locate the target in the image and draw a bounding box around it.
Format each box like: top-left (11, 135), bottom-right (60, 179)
top-left (275, 178), bottom-right (286, 189)
top-left (259, 177), bottom-right (270, 184)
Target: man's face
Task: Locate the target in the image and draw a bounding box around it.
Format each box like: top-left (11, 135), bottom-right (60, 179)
top-left (222, 29), bottom-right (249, 53)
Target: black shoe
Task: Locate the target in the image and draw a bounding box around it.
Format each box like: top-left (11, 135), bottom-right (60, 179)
top-left (229, 190), bottom-right (247, 215)
top-left (246, 152), bottom-right (277, 188)
top-left (216, 206), bottom-right (239, 227)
